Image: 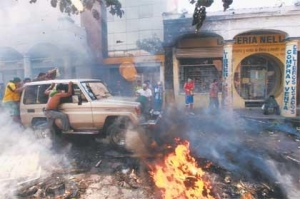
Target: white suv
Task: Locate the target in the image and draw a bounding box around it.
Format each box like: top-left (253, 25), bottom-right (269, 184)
top-left (20, 79), bottom-right (160, 148)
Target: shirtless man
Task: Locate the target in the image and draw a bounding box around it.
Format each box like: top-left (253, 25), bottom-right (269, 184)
top-left (44, 82), bottom-right (73, 133)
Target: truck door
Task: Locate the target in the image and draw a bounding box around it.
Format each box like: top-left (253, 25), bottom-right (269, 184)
top-left (59, 84), bottom-right (95, 130)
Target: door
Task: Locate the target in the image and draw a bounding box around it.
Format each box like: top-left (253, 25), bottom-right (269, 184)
top-left (249, 69), bottom-right (266, 99)
top-left (59, 84), bottom-right (95, 130)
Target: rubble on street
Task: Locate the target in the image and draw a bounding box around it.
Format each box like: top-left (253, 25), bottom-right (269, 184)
top-left (1, 110), bottom-right (300, 199)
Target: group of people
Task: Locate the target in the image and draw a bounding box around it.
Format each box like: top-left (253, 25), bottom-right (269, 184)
top-left (184, 78), bottom-right (281, 115)
top-left (1, 68), bottom-right (59, 124)
top-left (184, 78), bottom-right (220, 114)
top-left (134, 80), bottom-right (164, 113)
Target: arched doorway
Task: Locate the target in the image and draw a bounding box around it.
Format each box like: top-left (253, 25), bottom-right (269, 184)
top-left (173, 33), bottom-right (224, 108)
top-left (234, 54), bottom-right (282, 102)
top-left (0, 47), bottom-right (23, 83)
top-left (232, 31), bottom-right (287, 108)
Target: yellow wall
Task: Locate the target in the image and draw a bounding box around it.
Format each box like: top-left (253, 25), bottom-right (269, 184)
top-left (232, 34), bottom-right (285, 108)
top-left (174, 34), bottom-right (286, 109)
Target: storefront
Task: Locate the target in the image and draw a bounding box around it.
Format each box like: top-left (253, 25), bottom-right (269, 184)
top-left (172, 35), bottom-right (224, 107)
top-left (102, 55), bottom-right (164, 97)
top-left (171, 33), bottom-right (297, 110)
top-left (232, 33), bottom-right (286, 108)
top-left (163, 6), bottom-right (300, 116)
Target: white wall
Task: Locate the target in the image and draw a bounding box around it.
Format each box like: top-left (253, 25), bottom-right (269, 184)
top-left (0, 1), bottom-right (86, 55)
top-left (107, 0), bottom-right (170, 55)
top-left (0, 0), bottom-right (80, 26)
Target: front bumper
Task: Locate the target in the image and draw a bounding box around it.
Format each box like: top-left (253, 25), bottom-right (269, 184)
top-left (139, 111), bottom-right (162, 127)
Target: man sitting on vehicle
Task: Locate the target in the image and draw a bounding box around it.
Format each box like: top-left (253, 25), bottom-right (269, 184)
top-left (44, 82), bottom-right (73, 133)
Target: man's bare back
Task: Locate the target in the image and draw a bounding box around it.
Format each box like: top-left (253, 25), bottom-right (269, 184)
top-left (44, 82), bottom-right (73, 110)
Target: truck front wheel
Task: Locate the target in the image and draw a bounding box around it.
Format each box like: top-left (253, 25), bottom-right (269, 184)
top-left (107, 123), bottom-right (127, 150)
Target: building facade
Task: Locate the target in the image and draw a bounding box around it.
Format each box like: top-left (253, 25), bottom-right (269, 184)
top-left (0, 1), bottom-right (92, 84)
top-left (102, 0), bottom-right (177, 96)
top-left (163, 5), bottom-right (300, 117)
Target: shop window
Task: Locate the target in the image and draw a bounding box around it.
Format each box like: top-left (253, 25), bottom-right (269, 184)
top-left (234, 54), bottom-right (281, 101)
top-left (179, 59), bottom-right (221, 93)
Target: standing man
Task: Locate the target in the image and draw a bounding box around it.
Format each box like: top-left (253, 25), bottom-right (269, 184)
top-left (2, 77), bottom-right (26, 123)
top-left (209, 79), bottom-right (219, 111)
top-left (154, 81), bottom-right (163, 112)
top-left (184, 78), bottom-right (194, 112)
top-left (136, 83), bottom-right (153, 114)
top-left (43, 82), bottom-right (73, 134)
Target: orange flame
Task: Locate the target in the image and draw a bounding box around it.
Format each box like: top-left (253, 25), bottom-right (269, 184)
top-left (150, 140), bottom-right (215, 199)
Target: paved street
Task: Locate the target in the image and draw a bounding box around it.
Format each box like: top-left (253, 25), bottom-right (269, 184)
top-left (1, 108), bottom-right (300, 198)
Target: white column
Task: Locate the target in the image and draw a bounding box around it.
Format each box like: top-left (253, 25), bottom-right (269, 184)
top-left (282, 40), bottom-right (298, 117)
top-left (23, 55), bottom-right (31, 78)
top-left (222, 40), bottom-right (234, 110)
top-left (63, 55), bottom-right (72, 78)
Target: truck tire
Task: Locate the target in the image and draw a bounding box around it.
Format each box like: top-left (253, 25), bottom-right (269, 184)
top-left (107, 123), bottom-right (127, 151)
top-left (32, 121), bottom-right (51, 139)
top-left (32, 120), bottom-right (61, 142)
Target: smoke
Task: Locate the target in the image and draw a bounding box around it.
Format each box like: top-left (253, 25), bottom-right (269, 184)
top-left (187, 110), bottom-right (300, 198)
top-left (146, 107), bottom-right (300, 198)
top-left (0, 111), bottom-right (71, 198)
top-left (266, 160), bottom-right (300, 199)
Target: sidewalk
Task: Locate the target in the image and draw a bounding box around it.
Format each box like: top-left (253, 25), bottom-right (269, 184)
top-left (234, 108), bottom-right (300, 126)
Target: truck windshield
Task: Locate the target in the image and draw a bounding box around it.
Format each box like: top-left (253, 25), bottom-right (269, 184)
top-left (81, 81), bottom-right (111, 100)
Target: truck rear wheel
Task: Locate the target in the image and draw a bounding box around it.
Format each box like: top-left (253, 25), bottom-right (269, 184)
top-left (32, 121), bottom-right (51, 139)
top-left (32, 120), bottom-right (61, 142)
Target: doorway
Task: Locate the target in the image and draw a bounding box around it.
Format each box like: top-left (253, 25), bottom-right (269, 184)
top-left (235, 54), bottom-right (282, 103)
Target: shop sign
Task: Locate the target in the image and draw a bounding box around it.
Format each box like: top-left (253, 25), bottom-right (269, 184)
top-left (222, 45), bottom-right (233, 109)
top-left (234, 35), bottom-right (285, 45)
top-left (223, 51), bottom-right (229, 78)
top-left (283, 44), bottom-right (297, 115)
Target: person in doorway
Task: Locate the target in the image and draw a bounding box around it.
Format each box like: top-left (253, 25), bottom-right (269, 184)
top-left (134, 80), bottom-right (142, 93)
top-left (154, 81), bottom-right (163, 112)
top-left (133, 80), bottom-right (143, 95)
top-left (184, 78), bottom-right (194, 113)
top-left (144, 80), bottom-right (153, 91)
top-left (209, 79), bottom-right (219, 111)
top-left (262, 95), bottom-right (280, 115)
top-left (43, 82), bottom-right (73, 133)
top-left (2, 77), bottom-right (26, 123)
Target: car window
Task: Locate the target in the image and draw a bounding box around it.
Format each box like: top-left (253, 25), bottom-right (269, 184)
top-left (23, 84), bottom-right (50, 104)
top-left (74, 84), bottom-right (88, 102)
top-left (81, 82), bottom-right (111, 100)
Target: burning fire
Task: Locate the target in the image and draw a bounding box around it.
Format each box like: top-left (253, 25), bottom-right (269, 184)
top-left (150, 140), bottom-right (214, 199)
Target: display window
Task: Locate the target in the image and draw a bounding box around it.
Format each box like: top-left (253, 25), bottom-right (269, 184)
top-left (179, 58), bottom-right (222, 93)
top-left (234, 54), bottom-right (282, 101)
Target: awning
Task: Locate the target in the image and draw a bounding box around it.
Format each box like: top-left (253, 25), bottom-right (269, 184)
top-left (175, 47), bottom-right (223, 58)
